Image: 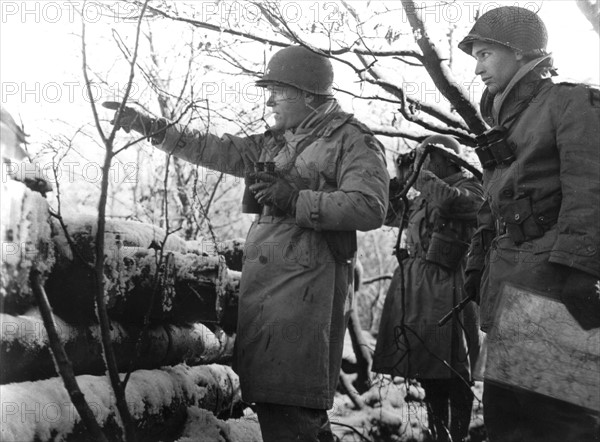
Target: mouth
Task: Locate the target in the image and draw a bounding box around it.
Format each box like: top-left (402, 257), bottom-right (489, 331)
top-left (481, 77), bottom-right (492, 84)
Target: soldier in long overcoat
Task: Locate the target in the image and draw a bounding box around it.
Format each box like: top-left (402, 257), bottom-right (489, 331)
top-left (105, 45), bottom-right (389, 442)
top-left (374, 135), bottom-right (483, 442)
top-left (459, 6), bottom-right (600, 441)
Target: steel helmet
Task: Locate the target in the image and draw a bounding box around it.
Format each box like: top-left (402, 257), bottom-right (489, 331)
top-left (256, 45), bottom-right (334, 95)
top-left (458, 6), bottom-right (548, 56)
top-left (421, 135), bottom-right (462, 155)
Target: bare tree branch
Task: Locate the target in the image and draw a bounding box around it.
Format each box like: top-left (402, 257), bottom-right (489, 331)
top-left (133, 1), bottom-right (424, 59)
top-left (576, 0), bottom-right (600, 35)
top-left (369, 125), bottom-right (426, 142)
top-left (82, 1), bottom-right (151, 440)
top-left (401, 0), bottom-right (487, 135)
top-left (363, 274), bottom-right (394, 285)
top-left (30, 269), bottom-right (109, 442)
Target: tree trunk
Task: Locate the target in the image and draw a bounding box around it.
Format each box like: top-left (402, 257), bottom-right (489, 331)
top-left (0, 364), bottom-right (241, 442)
top-left (343, 260), bottom-right (373, 394)
top-left (0, 308), bottom-right (234, 384)
top-left (346, 309), bottom-right (373, 394)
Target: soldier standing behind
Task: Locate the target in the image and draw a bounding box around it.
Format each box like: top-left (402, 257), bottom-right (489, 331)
top-left (374, 135), bottom-right (484, 442)
top-left (459, 6), bottom-right (600, 441)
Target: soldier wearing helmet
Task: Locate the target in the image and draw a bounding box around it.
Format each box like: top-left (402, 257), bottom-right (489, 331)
top-left (104, 45), bottom-right (389, 442)
top-left (459, 6), bottom-right (600, 441)
top-left (374, 135), bottom-right (484, 442)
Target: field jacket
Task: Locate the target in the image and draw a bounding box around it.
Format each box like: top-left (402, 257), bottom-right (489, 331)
top-left (465, 62), bottom-right (600, 331)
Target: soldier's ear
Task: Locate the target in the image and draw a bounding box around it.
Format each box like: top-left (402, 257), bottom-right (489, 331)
top-left (304, 92), bottom-right (315, 104)
top-left (514, 50), bottom-right (524, 61)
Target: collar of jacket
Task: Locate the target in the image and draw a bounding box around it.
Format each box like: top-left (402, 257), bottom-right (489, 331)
top-left (283, 99), bottom-right (355, 147)
top-left (480, 54), bottom-right (554, 125)
top-left (295, 98), bottom-right (341, 134)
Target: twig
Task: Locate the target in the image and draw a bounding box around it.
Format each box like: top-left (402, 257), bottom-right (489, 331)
top-left (363, 274), bottom-right (394, 285)
top-left (138, 2), bottom-right (423, 59)
top-left (30, 269), bottom-right (108, 442)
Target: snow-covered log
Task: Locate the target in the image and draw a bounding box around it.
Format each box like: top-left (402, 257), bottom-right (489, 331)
top-left (52, 215), bottom-right (189, 258)
top-left (1, 180), bottom-right (54, 314)
top-left (44, 243), bottom-right (240, 325)
top-left (0, 364), bottom-right (241, 442)
top-left (0, 308), bottom-right (235, 384)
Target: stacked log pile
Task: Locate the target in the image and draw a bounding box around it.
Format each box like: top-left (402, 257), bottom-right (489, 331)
top-left (1, 364), bottom-right (240, 442)
top-left (0, 178), bottom-right (245, 441)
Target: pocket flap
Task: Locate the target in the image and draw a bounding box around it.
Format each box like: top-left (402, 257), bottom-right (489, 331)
top-left (500, 197), bottom-right (532, 225)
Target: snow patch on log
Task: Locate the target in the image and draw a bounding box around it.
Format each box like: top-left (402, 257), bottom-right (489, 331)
top-left (0, 364), bottom-right (241, 442)
top-left (176, 407), bottom-right (262, 442)
top-left (51, 215), bottom-right (188, 262)
top-left (1, 308), bottom-right (235, 383)
top-left (1, 308), bottom-right (75, 348)
top-left (45, 244), bottom-right (235, 324)
top-left (1, 180), bottom-right (54, 313)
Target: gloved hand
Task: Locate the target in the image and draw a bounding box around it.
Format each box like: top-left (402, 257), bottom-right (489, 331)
top-left (559, 267), bottom-right (600, 330)
top-left (463, 269), bottom-right (483, 304)
top-left (102, 101), bottom-right (154, 136)
top-left (249, 172), bottom-right (299, 216)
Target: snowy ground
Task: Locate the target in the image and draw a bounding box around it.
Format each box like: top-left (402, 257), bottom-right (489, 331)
top-left (173, 325), bottom-right (487, 441)
top-left (176, 381), bottom-right (486, 442)
top-left (328, 379), bottom-right (486, 442)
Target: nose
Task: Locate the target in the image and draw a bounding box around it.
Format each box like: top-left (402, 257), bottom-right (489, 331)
top-left (475, 60), bottom-right (485, 77)
top-left (266, 93), bottom-right (275, 107)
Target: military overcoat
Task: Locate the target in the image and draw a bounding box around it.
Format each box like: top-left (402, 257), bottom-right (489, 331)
top-left (374, 170), bottom-right (484, 379)
top-left (157, 100), bottom-right (389, 408)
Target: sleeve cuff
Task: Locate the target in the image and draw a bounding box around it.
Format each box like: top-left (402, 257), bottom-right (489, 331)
top-left (296, 190), bottom-right (323, 231)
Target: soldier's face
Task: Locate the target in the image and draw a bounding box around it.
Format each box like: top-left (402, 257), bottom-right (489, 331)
top-left (472, 41), bottom-right (524, 95)
top-left (426, 151), bottom-right (455, 179)
top-left (265, 85), bottom-right (313, 132)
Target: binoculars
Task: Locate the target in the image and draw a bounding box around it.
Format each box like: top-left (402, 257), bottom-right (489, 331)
top-left (475, 125), bottom-right (516, 169)
top-left (242, 161), bottom-right (282, 215)
top-left (395, 149), bottom-right (417, 168)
